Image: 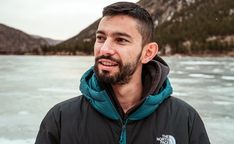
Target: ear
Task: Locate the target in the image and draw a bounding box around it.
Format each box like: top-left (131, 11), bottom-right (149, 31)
top-left (141, 42), bottom-right (158, 64)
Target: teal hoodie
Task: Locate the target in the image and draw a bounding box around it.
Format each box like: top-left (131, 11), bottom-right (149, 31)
top-left (79, 56), bottom-right (173, 144)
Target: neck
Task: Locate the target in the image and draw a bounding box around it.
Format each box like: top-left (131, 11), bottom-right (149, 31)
top-left (112, 66), bottom-right (143, 113)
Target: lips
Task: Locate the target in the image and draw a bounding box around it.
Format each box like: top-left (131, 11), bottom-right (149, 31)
top-left (99, 59), bottom-right (118, 67)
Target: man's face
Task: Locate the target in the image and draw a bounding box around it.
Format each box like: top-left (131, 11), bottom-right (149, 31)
top-left (94, 15), bottom-right (143, 85)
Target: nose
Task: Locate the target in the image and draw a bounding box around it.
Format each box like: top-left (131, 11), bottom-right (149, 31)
top-left (99, 39), bottom-right (115, 56)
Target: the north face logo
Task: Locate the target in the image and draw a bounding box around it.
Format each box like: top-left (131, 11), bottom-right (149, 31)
top-left (156, 134), bottom-right (176, 144)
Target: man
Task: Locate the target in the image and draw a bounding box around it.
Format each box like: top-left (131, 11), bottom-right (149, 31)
top-left (35, 2), bottom-right (210, 144)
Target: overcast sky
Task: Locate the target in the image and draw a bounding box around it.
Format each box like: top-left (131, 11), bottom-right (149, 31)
top-left (0, 0), bottom-right (138, 40)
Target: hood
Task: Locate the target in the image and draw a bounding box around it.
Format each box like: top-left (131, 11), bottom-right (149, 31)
top-left (79, 55), bottom-right (173, 121)
top-left (142, 55), bottom-right (170, 97)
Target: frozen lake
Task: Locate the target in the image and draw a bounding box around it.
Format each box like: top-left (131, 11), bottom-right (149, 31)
top-left (0, 56), bottom-right (233, 144)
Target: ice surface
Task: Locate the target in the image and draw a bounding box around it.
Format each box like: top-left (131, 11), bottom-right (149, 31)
top-left (0, 56), bottom-right (233, 144)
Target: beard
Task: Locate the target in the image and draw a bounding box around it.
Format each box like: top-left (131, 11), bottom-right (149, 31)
top-left (94, 54), bottom-right (141, 85)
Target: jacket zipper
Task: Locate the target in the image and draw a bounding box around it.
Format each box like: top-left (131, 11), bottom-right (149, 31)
top-left (119, 119), bottom-right (128, 144)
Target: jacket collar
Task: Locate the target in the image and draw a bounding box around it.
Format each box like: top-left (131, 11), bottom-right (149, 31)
top-left (79, 57), bottom-right (173, 120)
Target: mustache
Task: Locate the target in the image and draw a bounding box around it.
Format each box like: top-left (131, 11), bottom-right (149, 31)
top-left (95, 55), bottom-right (121, 64)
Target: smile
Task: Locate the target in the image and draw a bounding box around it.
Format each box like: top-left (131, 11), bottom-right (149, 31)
top-left (98, 59), bottom-right (118, 67)
top-left (100, 61), bottom-right (118, 66)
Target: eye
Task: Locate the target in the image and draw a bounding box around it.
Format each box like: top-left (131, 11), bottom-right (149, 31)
top-left (96, 35), bottom-right (106, 43)
top-left (116, 38), bottom-right (129, 44)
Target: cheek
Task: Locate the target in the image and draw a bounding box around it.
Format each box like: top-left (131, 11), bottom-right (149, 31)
top-left (126, 47), bottom-right (142, 59)
top-left (94, 43), bottom-right (100, 56)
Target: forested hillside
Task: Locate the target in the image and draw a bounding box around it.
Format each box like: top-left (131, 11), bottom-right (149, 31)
top-left (155, 0), bottom-right (234, 55)
top-left (43, 0), bottom-right (234, 56)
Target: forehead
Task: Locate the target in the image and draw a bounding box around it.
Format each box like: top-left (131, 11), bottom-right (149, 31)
top-left (97, 15), bottom-right (141, 38)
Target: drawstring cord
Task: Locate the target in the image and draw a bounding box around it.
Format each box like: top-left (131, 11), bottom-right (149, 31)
top-left (119, 119), bottom-right (129, 144)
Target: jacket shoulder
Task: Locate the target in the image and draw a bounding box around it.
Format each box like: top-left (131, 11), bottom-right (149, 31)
top-left (157, 96), bottom-right (203, 127)
top-left (160, 96), bottom-right (210, 143)
top-left (164, 96), bottom-right (198, 114)
top-left (39, 95), bottom-right (88, 132)
top-left (50, 95), bottom-right (88, 115)
top-left (54, 95), bottom-right (83, 108)
top-left (35, 95), bottom-right (88, 144)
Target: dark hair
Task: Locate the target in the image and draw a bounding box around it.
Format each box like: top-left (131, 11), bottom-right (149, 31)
top-left (102, 2), bottom-right (154, 46)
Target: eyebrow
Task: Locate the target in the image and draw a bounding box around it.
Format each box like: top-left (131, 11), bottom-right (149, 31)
top-left (96, 30), bottom-right (105, 35)
top-left (96, 30), bottom-right (132, 39)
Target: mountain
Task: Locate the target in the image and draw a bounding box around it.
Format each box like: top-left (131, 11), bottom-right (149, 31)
top-left (45, 0), bottom-right (234, 56)
top-left (44, 19), bottom-right (101, 55)
top-left (0, 23), bottom-right (61, 54)
top-left (43, 38), bottom-right (62, 46)
top-left (31, 35), bottom-right (62, 46)
top-left (154, 0), bottom-right (234, 55)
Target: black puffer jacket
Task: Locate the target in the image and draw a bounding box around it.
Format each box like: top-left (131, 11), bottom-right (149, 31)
top-left (35, 56), bottom-right (210, 144)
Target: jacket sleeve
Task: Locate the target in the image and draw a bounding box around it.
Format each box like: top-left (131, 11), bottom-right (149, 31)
top-left (35, 106), bottom-right (61, 144)
top-left (188, 111), bottom-right (210, 144)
